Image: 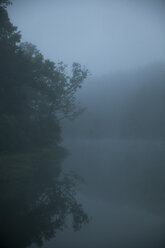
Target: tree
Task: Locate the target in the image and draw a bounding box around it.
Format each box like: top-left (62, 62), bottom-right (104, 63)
top-left (0, 0), bottom-right (11, 8)
top-left (0, 3), bottom-right (90, 247)
top-left (19, 42), bottom-right (88, 121)
top-left (0, 2), bottom-right (89, 152)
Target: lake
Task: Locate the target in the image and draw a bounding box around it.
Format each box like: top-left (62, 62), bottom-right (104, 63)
top-left (35, 139), bottom-right (165, 248)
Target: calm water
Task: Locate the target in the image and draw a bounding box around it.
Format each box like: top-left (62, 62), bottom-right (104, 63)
top-left (33, 139), bottom-right (165, 248)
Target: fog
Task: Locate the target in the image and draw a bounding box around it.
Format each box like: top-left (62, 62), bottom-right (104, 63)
top-left (3, 0), bottom-right (165, 248)
top-left (9, 0), bottom-right (165, 75)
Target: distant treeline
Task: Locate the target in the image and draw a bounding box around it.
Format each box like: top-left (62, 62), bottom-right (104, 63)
top-left (63, 63), bottom-right (165, 140)
top-left (0, 0), bottom-right (88, 152)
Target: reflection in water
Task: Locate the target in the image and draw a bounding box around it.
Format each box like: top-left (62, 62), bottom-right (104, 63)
top-left (50, 139), bottom-right (165, 248)
top-left (0, 148), bottom-right (89, 248)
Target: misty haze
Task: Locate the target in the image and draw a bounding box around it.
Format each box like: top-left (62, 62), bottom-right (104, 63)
top-left (0, 0), bottom-right (165, 248)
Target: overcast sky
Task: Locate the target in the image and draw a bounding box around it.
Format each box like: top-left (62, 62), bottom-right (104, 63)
top-left (8, 0), bottom-right (165, 76)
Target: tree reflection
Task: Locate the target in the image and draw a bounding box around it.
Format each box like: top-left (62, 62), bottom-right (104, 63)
top-left (0, 149), bottom-right (89, 248)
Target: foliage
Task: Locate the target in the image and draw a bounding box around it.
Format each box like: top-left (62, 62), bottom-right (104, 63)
top-left (0, 3), bottom-right (90, 247)
top-left (0, 146), bottom-right (68, 182)
top-left (0, 3), bottom-right (88, 152)
top-left (0, 0), bottom-right (11, 8)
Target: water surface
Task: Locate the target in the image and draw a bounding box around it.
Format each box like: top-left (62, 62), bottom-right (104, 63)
top-left (40, 139), bottom-right (165, 248)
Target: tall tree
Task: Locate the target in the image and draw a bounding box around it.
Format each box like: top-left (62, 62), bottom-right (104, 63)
top-left (0, 1), bottom-right (88, 152)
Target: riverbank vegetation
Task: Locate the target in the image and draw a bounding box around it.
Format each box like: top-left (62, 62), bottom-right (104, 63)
top-left (0, 0), bottom-right (88, 176)
top-left (0, 1), bottom-right (89, 247)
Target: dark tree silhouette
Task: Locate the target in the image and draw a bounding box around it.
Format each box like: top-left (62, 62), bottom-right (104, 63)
top-left (0, 1), bottom-right (88, 152)
top-left (0, 1), bottom-right (89, 247)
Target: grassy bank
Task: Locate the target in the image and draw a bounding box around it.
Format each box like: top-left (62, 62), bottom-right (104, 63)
top-left (0, 147), bottom-right (68, 182)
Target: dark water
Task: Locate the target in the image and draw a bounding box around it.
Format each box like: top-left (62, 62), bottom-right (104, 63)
top-left (32, 139), bottom-right (165, 248)
top-left (0, 148), bottom-right (89, 248)
top-left (1, 139), bottom-right (165, 247)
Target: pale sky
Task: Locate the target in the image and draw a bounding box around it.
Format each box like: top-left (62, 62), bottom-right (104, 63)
top-left (8, 0), bottom-right (165, 76)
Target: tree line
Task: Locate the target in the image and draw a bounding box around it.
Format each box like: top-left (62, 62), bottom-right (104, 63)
top-left (0, 0), bottom-right (88, 152)
top-left (63, 63), bottom-right (165, 140)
